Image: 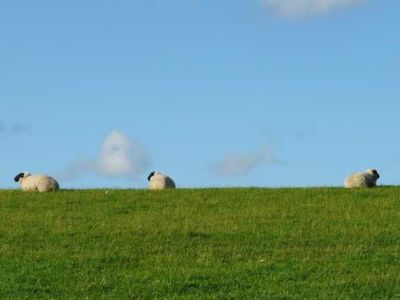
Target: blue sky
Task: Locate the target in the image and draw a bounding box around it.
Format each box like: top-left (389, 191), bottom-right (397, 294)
top-left (1, 0), bottom-right (399, 188)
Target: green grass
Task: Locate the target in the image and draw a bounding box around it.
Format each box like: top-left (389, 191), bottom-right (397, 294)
top-left (1, 188), bottom-right (400, 299)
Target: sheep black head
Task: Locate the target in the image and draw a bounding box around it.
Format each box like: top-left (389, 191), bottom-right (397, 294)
top-left (366, 169), bottom-right (380, 180)
top-left (14, 172), bottom-right (25, 182)
top-left (147, 171), bottom-right (155, 181)
top-left (371, 169), bottom-right (380, 179)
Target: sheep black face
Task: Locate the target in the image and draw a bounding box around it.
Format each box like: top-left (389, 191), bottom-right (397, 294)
top-left (147, 172), bottom-right (155, 181)
top-left (372, 169), bottom-right (380, 179)
top-left (14, 172), bottom-right (25, 182)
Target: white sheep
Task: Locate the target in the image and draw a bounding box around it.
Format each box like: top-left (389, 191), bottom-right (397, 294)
top-left (14, 172), bottom-right (60, 192)
top-left (344, 169), bottom-right (380, 188)
top-left (147, 171), bottom-right (176, 190)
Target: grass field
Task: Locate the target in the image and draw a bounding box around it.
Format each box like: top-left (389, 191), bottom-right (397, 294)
top-left (0, 188), bottom-right (400, 299)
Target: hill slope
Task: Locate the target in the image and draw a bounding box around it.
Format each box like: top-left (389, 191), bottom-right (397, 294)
top-left (0, 188), bottom-right (399, 299)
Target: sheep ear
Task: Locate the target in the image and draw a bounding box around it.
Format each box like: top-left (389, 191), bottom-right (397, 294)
top-left (147, 172), bottom-right (155, 181)
top-left (14, 173), bottom-right (24, 182)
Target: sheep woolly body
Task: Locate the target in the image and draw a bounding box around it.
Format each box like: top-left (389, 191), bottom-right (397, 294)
top-left (344, 169), bottom-right (380, 188)
top-left (16, 173), bottom-right (59, 192)
top-left (148, 172), bottom-right (176, 190)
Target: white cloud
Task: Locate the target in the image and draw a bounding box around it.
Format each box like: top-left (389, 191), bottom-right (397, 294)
top-left (262, 0), bottom-right (362, 17)
top-left (211, 144), bottom-right (278, 177)
top-left (97, 130), bottom-right (150, 177)
top-left (60, 130), bottom-right (150, 181)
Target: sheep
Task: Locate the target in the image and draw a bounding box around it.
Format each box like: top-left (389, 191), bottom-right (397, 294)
top-left (344, 169), bottom-right (380, 188)
top-left (14, 172), bottom-right (60, 192)
top-left (147, 171), bottom-right (176, 190)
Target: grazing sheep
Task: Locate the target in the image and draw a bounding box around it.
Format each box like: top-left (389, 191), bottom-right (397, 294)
top-left (344, 169), bottom-right (380, 188)
top-left (14, 172), bottom-right (60, 192)
top-left (147, 171), bottom-right (176, 190)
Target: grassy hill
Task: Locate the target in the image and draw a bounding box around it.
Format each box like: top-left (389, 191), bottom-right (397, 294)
top-left (0, 188), bottom-right (399, 299)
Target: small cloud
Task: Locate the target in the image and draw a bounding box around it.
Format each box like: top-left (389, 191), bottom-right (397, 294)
top-left (0, 120), bottom-right (30, 136)
top-left (59, 130), bottom-right (150, 181)
top-left (9, 123), bottom-right (30, 134)
top-left (58, 158), bottom-right (96, 181)
top-left (210, 144), bottom-right (279, 177)
top-left (262, 0), bottom-right (362, 17)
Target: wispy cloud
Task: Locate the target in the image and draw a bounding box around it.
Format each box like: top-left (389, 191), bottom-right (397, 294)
top-left (59, 130), bottom-right (150, 181)
top-left (262, 0), bottom-right (362, 17)
top-left (0, 120), bottom-right (30, 136)
top-left (210, 144), bottom-right (279, 177)
top-left (58, 158), bottom-right (96, 181)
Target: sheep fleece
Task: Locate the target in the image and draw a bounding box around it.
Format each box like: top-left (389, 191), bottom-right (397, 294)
top-left (344, 172), bottom-right (377, 188)
top-left (148, 174), bottom-right (176, 190)
top-left (21, 175), bottom-right (59, 192)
